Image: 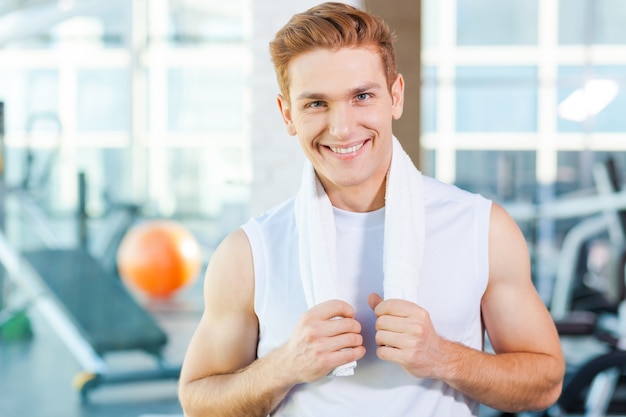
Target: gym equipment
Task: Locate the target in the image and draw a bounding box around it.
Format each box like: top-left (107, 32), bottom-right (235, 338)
top-left (0, 100), bottom-right (33, 340)
top-left (0, 108), bottom-right (184, 401)
top-left (0, 215), bottom-right (182, 402)
top-left (0, 100), bottom-right (5, 197)
top-left (547, 158), bottom-right (626, 417)
top-left (551, 159), bottom-right (626, 321)
top-left (117, 220), bottom-right (202, 298)
top-left (495, 157), bottom-right (626, 417)
top-left (1, 101), bottom-right (6, 309)
top-left (0, 309), bottom-right (32, 340)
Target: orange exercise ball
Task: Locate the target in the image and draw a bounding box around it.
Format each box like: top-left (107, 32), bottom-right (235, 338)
top-left (117, 220), bottom-right (202, 298)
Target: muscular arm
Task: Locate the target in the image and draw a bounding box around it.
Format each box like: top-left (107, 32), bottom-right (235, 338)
top-left (178, 229), bottom-right (291, 417)
top-left (370, 203), bottom-right (564, 412)
top-left (446, 203), bottom-right (565, 411)
top-left (178, 229), bottom-right (366, 417)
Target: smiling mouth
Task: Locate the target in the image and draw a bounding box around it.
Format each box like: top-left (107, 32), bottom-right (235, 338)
top-left (328, 142), bottom-right (364, 154)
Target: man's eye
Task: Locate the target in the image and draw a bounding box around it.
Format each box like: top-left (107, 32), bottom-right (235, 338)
top-left (307, 101), bottom-right (325, 108)
top-left (355, 93), bottom-right (371, 101)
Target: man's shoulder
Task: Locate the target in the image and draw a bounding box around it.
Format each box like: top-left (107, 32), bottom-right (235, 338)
top-left (241, 197), bottom-right (298, 260)
top-left (242, 197), bottom-right (297, 240)
top-left (422, 174), bottom-right (480, 199)
top-left (421, 174), bottom-right (491, 211)
top-left (251, 196), bottom-right (297, 224)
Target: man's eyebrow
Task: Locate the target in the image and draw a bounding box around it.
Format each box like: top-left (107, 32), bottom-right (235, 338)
top-left (347, 82), bottom-right (382, 96)
top-left (295, 92), bottom-right (327, 101)
top-left (294, 82), bottom-right (383, 101)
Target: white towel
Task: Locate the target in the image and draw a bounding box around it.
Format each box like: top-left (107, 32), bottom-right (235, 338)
top-left (294, 136), bottom-right (425, 376)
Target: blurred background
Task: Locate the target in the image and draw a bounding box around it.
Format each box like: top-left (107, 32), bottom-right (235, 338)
top-left (0, 0), bottom-right (626, 416)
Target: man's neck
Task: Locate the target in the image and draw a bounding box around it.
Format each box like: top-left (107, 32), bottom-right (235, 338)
top-left (324, 178), bottom-right (387, 213)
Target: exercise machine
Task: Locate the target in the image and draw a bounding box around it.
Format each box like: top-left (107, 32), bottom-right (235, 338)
top-left (497, 157), bottom-right (626, 417)
top-left (0, 230), bottom-right (181, 402)
top-left (0, 105), bottom-right (182, 402)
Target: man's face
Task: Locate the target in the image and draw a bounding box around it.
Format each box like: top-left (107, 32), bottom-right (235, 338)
top-left (277, 46), bottom-right (404, 210)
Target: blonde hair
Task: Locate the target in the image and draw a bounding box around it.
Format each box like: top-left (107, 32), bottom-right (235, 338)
top-left (269, 2), bottom-right (397, 99)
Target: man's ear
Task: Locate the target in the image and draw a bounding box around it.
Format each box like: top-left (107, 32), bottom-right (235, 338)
top-left (277, 94), bottom-right (297, 136)
top-left (391, 73), bottom-right (405, 120)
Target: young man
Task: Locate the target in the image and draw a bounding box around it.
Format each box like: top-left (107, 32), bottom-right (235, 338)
top-left (178, 3), bottom-right (564, 416)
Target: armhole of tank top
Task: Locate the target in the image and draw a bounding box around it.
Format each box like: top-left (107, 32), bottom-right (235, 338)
top-left (476, 196), bottom-right (492, 296)
top-left (241, 220), bottom-right (266, 317)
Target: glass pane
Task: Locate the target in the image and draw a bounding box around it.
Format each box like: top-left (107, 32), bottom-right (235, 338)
top-left (167, 68), bottom-right (244, 133)
top-left (455, 150), bottom-right (537, 203)
top-left (17, 77), bottom-right (60, 202)
top-left (421, 0), bottom-right (439, 48)
top-left (77, 69), bottom-right (130, 132)
top-left (559, 0), bottom-right (590, 45)
top-left (166, 0), bottom-right (244, 44)
top-left (456, 66), bottom-right (538, 132)
top-left (421, 66), bottom-right (437, 133)
top-left (457, 0), bottom-right (538, 45)
top-left (557, 66), bottom-right (626, 133)
top-left (0, 69), bottom-right (59, 134)
top-left (74, 147), bottom-right (133, 214)
top-left (0, 70), bottom-right (21, 134)
top-left (559, 0), bottom-right (626, 45)
top-left (0, 69), bottom-right (59, 186)
top-left (166, 147), bottom-right (249, 222)
top-left (3, 9), bottom-right (128, 49)
top-left (557, 151), bottom-right (626, 196)
top-left (52, 12), bottom-right (128, 49)
top-left (25, 70), bottom-right (59, 118)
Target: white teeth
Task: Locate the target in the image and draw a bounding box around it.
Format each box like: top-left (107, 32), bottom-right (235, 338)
top-left (329, 142), bottom-right (364, 154)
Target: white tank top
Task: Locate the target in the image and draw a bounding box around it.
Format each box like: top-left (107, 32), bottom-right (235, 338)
top-left (242, 176), bottom-right (492, 417)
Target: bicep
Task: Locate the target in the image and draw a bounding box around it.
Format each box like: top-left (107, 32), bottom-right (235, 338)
top-left (179, 229), bottom-right (258, 384)
top-left (481, 204), bottom-right (561, 356)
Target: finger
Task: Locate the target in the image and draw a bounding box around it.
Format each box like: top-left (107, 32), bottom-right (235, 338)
top-left (373, 298), bottom-right (421, 317)
top-left (332, 345), bottom-right (367, 365)
top-left (368, 292), bottom-right (383, 311)
top-left (312, 299), bottom-right (356, 320)
top-left (325, 332), bottom-right (364, 352)
top-left (376, 344), bottom-right (403, 363)
top-left (375, 313), bottom-right (409, 333)
top-left (374, 329), bottom-right (409, 349)
top-left (327, 316), bottom-right (362, 336)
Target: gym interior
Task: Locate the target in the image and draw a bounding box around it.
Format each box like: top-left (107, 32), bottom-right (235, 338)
top-left (1, 1), bottom-right (626, 416)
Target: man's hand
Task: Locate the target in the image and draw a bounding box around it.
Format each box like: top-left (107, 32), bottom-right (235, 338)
top-left (368, 293), bottom-right (445, 379)
top-left (279, 300), bottom-right (366, 383)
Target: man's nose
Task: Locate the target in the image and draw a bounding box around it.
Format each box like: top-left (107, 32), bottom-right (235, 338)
top-left (328, 104), bottom-right (355, 139)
